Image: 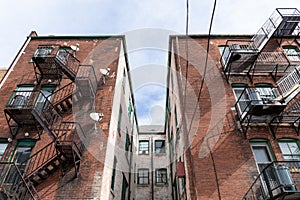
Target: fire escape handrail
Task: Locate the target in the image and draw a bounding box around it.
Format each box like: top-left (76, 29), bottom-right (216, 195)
top-left (51, 82), bottom-right (76, 106)
top-left (20, 141), bottom-right (58, 178)
top-left (243, 160), bottom-right (300, 200)
top-left (0, 162), bottom-right (41, 200)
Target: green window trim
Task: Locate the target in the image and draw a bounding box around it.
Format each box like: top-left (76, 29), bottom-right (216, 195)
top-left (111, 157), bottom-right (117, 190)
top-left (155, 140), bottom-right (166, 153)
top-left (155, 168), bottom-right (168, 184)
top-left (137, 168), bottom-right (149, 185)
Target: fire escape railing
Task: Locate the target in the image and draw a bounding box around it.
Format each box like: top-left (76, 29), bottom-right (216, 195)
top-left (4, 90), bottom-right (62, 139)
top-left (221, 8), bottom-right (300, 82)
top-left (0, 162), bottom-right (41, 200)
top-left (21, 141), bottom-right (58, 179)
top-left (243, 161), bottom-right (300, 200)
top-left (32, 45), bottom-right (80, 82)
top-left (234, 87), bottom-right (286, 138)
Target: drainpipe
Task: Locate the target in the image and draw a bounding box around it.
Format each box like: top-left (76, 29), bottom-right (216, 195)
top-left (128, 135), bottom-right (133, 200)
top-left (151, 136), bottom-right (154, 200)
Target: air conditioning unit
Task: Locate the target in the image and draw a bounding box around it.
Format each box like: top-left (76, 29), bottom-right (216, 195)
top-left (276, 165), bottom-right (296, 192)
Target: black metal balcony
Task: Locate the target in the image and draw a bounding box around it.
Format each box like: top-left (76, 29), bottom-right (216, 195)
top-left (234, 87), bottom-right (286, 137)
top-left (221, 8), bottom-right (300, 82)
top-left (32, 45), bottom-right (80, 83)
top-left (0, 162), bottom-right (41, 200)
top-left (4, 90), bottom-right (61, 139)
top-left (75, 65), bottom-right (97, 98)
top-left (243, 161), bottom-right (300, 200)
top-left (220, 40), bottom-right (259, 81)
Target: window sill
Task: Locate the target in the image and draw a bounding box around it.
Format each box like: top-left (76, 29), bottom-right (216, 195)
top-left (155, 183), bottom-right (168, 187)
top-left (137, 184), bottom-right (150, 187)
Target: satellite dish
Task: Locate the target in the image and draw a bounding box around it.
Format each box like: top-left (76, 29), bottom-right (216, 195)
top-left (89, 112), bottom-right (104, 121)
top-left (100, 68), bottom-right (110, 76)
top-left (70, 45), bottom-right (79, 51)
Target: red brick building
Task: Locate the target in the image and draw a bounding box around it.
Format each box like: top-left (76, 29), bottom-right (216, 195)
top-left (0, 31), bottom-right (139, 199)
top-left (166, 8), bottom-right (300, 200)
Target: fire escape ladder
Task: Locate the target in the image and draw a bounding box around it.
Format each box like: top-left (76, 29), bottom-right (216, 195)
top-left (20, 141), bottom-right (62, 185)
top-left (53, 122), bottom-right (85, 178)
top-left (0, 162), bottom-right (41, 200)
top-left (269, 100), bottom-right (300, 137)
top-left (30, 93), bottom-right (62, 141)
top-left (51, 82), bottom-right (82, 113)
top-left (221, 8), bottom-right (300, 82)
top-left (252, 8), bottom-right (300, 52)
top-left (275, 65), bottom-right (300, 103)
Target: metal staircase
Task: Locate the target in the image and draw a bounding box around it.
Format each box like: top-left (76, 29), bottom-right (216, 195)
top-left (32, 45), bottom-right (80, 83)
top-left (235, 65), bottom-right (300, 137)
top-left (221, 8), bottom-right (300, 81)
top-left (0, 162), bottom-right (41, 200)
top-left (0, 122), bottom-right (85, 199)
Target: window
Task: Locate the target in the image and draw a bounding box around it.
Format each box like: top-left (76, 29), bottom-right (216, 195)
top-left (57, 47), bottom-right (71, 64)
top-left (125, 133), bottom-right (131, 157)
top-left (232, 84), bottom-right (249, 113)
top-left (35, 84), bottom-right (56, 112)
top-left (5, 139), bottom-right (36, 183)
top-left (121, 174), bottom-right (128, 200)
top-left (0, 140), bottom-right (8, 160)
top-left (250, 140), bottom-right (274, 172)
top-left (155, 140), bottom-right (166, 153)
top-left (254, 83), bottom-right (277, 102)
top-left (138, 168), bottom-right (149, 185)
top-left (218, 45), bottom-right (230, 63)
top-left (278, 139), bottom-right (300, 161)
top-left (155, 168), bottom-right (167, 184)
top-left (111, 157), bottom-right (117, 190)
top-left (122, 69), bottom-right (126, 89)
top-left (139, 140), bottom-right (149, 155)
top-left (34, 46), bottom-right (53, 57)
top-left (283, 46), bottom-right (300, 61)
top-left (9, 84), bottom-right (34, 108)
top-left (128, 98), bottom-right (133, 118)
top-left (118, 107), bottom-right (122, 133)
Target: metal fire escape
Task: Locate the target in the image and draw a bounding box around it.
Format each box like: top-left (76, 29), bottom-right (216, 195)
top-left (220, 8), bottom-right (300, 82)
top-left (243, 161), bottom-right (300, 200)
top-left (235, 64), bottom-right (300, 138)
top-left (221, 8), bottom-right (300, 138)
top-left (1, 44), bottom-right (96, 199)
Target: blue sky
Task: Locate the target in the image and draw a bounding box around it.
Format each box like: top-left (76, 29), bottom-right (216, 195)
top-left (0, 0), bottom-right (299, 125)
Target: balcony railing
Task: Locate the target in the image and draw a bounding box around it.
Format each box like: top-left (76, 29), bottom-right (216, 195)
top-left (0, 162), bottom-right (41, 200)
top-left (235, 87), bottom-right (286, 122)
top-left (243, 161), bottom-right (300, 200)
top-left (4, 90), bottom-right (62, 138)
top-left (32, 45), bottom-right (80, 82)
top-left (75, 65), bottom-right (97, 98)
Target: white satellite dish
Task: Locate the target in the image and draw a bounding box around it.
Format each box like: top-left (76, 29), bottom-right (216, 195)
top-left (90, 112), bottom-right (104, 121)
top-left (100, 68), bottom-right (110, 76)
top-left (70, 45), bottom-right (79, 51)
top-left (90, 112), bottom-right (104, 130)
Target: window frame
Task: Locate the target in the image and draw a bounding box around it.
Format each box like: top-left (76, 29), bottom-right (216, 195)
top-left (138, 140), bottom-right (149, 155)
top-left (283, 46), bottom-right (300, 61)
top-left (155, 168), bottom-right (168, 185)
top-left (0, 139), bottom-right (8, 160)
top-left (278, 138), bottom-right (300, 161)
top-left (155, 140), bottom-right (166, 154)
top-left (137, 168), bottom-right (149, 185)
